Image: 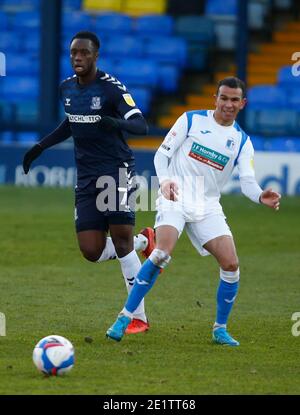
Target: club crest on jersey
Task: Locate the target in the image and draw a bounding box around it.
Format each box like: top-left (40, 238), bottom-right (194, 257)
top-left (123, 94), bottom-right (135, 107)
top-left (226, 138), bottom-right (235, 151)
top-left (91, 96), bottom-right (102, 110)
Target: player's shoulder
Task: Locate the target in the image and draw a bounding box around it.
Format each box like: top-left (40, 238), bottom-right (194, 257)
top-left (59, 75), bottom-right (77, 90)
top-left (96, 70), bottom-right (127, 93)
top-left (233, 121), bottom-right (250, 143)
top-left (184, 109), bottom-right (209, 130)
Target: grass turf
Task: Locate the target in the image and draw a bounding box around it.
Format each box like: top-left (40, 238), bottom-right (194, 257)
top-left (0, 186), bottom-right (299, 395)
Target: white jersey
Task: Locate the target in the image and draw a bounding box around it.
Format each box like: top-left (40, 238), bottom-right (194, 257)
top-left (157, 110), bottom-right (257, 218)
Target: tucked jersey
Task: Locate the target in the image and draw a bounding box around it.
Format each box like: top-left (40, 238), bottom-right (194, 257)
top-left (157, 110), bottom-right (256, 216)
top-left (59, 69), bottom-right (141, 190)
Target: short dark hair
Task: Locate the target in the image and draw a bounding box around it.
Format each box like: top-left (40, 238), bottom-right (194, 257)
top-left (70, 31), bottom-right (100, 51)
top-left (216, 76), bottom-right (246, 98)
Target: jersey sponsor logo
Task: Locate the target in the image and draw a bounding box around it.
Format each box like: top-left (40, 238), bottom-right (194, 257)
top-left (123, 93), bottom-right (135, 107)
top-left (90, 96), bottom-right (102, 110)
top-left (65, 112), bottom-right (101, 123)
top-left (189, 142), bottom-right (230, 171)
top-left (200, 130), bottom-right (211, 134)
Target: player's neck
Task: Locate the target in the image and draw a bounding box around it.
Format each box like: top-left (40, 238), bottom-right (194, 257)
top-left (213, 111), bottom-right (235, 127)
top-left (77, 67), bottom-right (98, 85)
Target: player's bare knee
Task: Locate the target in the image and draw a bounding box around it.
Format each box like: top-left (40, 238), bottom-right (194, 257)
top-left (80, 247), bottom-right (103, 262)
top-left (149, 248), bottom-right (171, 268)
top-left (221, 258), bottom-right (239, 272)
top-left (114, 242), bottom-right (131, 258)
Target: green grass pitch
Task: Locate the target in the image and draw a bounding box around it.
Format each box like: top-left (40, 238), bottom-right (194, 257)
top-left (0, 186), bottom-right (299, 395)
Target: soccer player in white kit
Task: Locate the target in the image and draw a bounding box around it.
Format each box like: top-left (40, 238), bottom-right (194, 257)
top-left (106, 77), bottom-right (281, 345)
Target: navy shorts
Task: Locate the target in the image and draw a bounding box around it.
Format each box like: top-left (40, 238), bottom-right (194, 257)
top-left (75, 166), bottom-right (136, 233)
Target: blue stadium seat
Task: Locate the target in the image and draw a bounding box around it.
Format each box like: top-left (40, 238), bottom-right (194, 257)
top-left (60, 55), bottom-right (73, 80)
top-left (158, 64), bottom-right (179, 93)
top-left (175, 16), bottom-right (215, 44)
top-left (0, 12), bottom-right (9, 29)
top-left (277, 66), bottom-right (300, 88)
top-left (93, 13), bottom-right (132, 36)
top-left (287, 88), bottom-right (300, 109)
top-left (98, 57), bottom-right (118, 75)
top-left (0, 131), bottom-right (13, 144)
top-left (2, 0), bottom-right (40, 9)
top-left (134, 15), bottom-right (174, 36)
top-left (5, 53), bottom-right (39, 76)
top-left (144, 36), bottom-right (187, 67)
top-left (0, 32), bottom-right (21, 51)
top-left (205, 0), bottom-right (237, 15)
top-left (24, 34), bottom-right (40, 53)
top-left (104, 35), bottom-right (143, 58)
top-left (62, 11), bottom-right (93, 34)
top-left (128, 87), bottom-right (152, 115)
top-left (1, 76), bottom-right (39, 100)
top-left (17, 131), bottom-right (38, 144)
top-left (186, 44), bottom-right (209, 70)
top-left (15, 101), bottom-right (38, 123)
top-left (247, 86), bottom-right (287, 109)
top-left (63, 0), bottom-right (82, 10)
top-left (0, 100), bottom-right (14, 122)
top-left (12, 11), bottom-right (40, 29)
top-left (246, 109), bottom-right (297, 136)
top-left (115, 59), bottom-right (158, 88)
top-left (248, 1), bottom-right (271, 30)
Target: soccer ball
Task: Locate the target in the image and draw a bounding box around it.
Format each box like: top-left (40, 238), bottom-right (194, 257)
top-left (32, 335), bottom-right (75, 376)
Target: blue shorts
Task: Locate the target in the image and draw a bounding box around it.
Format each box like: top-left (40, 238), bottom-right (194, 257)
top-left (75, 166), bottom-right (136, 233)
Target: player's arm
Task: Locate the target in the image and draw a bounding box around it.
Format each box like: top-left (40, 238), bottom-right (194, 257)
top-left (154, 113), bottom-right (188, 201)
top-left (99, 113), bottom-right (148, 135)
top-left (237, 138), bottom-right (281, 210)
top-left (23, 118), bottom-right (71, 174)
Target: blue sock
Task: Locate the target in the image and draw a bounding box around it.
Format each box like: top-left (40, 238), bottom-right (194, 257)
top-left (216, 279), bottom-right (239, 325)
top-left (125, 259), bottom-right (161, 313)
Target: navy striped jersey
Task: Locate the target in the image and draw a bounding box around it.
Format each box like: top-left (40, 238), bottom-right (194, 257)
top-left (59, 69), bottom-right (142, 190)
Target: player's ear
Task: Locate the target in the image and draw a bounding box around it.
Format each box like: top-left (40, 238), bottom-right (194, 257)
top-left (240, 97), bottom-right (247, 109)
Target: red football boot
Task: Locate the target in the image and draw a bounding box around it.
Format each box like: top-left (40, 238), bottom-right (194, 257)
top-left (125, 319), bottom-right (150, 334)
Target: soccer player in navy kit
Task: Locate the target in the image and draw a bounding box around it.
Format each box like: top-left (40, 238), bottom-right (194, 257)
top-left (23, 31), bottom-right (154, 334)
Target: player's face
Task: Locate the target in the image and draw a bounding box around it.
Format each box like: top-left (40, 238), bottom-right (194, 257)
top-left (70, 38), bottom-right (98, 77)
top-left (214, 85), bottom-right (247, 125)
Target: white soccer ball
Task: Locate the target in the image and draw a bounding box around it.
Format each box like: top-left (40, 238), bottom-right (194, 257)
top-left (33, 335), bottom-right (75, 376)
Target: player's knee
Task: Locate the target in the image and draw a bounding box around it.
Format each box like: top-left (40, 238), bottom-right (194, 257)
top-left (149, 248), bottom-right (171, 269)
top-left (220, 267), bottom-right (240, 283)
top-left (221, 258), bottom-right (239, 273)
top-left (114, 241), bottom-right (131, 258)
top-left (80, 247), bottom-right (103, 262)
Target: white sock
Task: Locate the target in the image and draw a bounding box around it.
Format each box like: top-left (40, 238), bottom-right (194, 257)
top-left (118, 250), bottom-right (147, 323)
top-left (213, 323), bottom-right (226, 331)
top-left (97, 237), bottom-right (117, 262)
top-left (97, 234), bottom-right (148, 263)
top-left (134, 233), bottom-right (148, 251)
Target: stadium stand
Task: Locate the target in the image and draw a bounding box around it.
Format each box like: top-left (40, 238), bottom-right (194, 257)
top-left (0, 0), bottom-right (300, 154)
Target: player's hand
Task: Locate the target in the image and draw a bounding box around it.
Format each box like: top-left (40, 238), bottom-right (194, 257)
top-left (160, 179), bottom-right (179, 201)
top-left (22, 144), bottom-right (43, 174)
top-left (98, 116), bottom-right (119, 132)
top-left (259, 188), bottom-right (281, 210)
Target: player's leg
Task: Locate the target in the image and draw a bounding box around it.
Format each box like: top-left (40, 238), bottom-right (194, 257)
top-left (186, 215), bottom-right (239, 346)
top-left (75, 191), bottom-right (152, 261)
top-left (106, 210), bottom-right (185, 341)
top-left (204, 235), bottom-right (240, 346)
top-left (109, 223), bottom-right (148, 331)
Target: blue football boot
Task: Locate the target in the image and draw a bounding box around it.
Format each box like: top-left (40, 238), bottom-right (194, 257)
top-left (212, 327), bottom-right (240, 346)
top-left (106, 315), bottom-right (131, 342)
